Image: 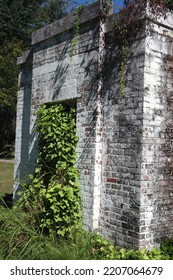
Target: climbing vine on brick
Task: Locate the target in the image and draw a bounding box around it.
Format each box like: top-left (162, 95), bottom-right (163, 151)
top-left (70, 4), bottom-right (84, 58)
top-left (113, 0), bottom-right (173, 96)
top-left (18, 103), bottom-right (82, 237)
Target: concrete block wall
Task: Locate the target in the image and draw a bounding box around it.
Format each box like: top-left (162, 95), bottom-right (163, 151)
top-left (14, 1), bottom-right (173, 249)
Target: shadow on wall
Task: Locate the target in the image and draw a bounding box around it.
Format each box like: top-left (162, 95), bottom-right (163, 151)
top-left (14, 50), bottom-right (38, 197)
top-left (52, 62), bottom-right (69, 101)
top-left (52, 18), bottom-right (100, 103)
top-left (14, 35), bottom-right (73, 197)
top-left (97, 32), bottom-right (144, 247)
top-left (155, 52), bottom-right (173, 243)
top-left (51, 39), bottom-right (70, 100)
top-left (76, 20), bottom-right (101, 165)
top-left (76, 55), bottom-right (100, 160)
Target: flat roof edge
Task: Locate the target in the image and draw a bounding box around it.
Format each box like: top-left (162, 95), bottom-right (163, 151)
top-left (32, 2), bottom-right (100, 45)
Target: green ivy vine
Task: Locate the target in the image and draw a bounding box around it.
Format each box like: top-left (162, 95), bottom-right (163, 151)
top-left (70, 4), bottom-right (84, 58)
top-left (116, 23), bottom-right (130, 96)
top-left (114, 0), bottom-right (173, 96)
top-left (17, 103), bottom-right (82, 238)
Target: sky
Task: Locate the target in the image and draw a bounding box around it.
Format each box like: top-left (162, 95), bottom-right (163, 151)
top-left (69, 0), bottom-right (125, 12)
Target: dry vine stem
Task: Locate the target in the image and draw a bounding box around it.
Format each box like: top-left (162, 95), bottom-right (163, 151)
top-left (111, 0), bottom-right (172, 95)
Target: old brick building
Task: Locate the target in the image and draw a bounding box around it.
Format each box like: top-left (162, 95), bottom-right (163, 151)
top-left (14, 1), bottom-right (173, 249)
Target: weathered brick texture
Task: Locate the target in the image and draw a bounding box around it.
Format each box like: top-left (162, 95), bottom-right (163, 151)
top-left (14, 1), bottom-right (173, 249)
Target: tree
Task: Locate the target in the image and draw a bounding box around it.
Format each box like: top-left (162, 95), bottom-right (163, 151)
top-left (36, 0), bottom-right (68, 26)
top-left (0, 39), bottom-right (22, 155)
top-left (0, 0), bottom-right (68, 44)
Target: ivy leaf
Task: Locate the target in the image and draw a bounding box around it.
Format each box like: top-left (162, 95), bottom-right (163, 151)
top-left (58, 190), bottom-right (64, 198)
top-left (57, 228), bottom-right (66, 236)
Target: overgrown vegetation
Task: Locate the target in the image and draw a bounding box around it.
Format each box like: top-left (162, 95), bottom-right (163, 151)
top-left (0, 205), bottom-right (173, 260)
top-left (70, 4), bottom-right (84, 58)
top-left (17, 103), bottom-right (81, 238)
top-left (112, 0), bottom-right (173, 95)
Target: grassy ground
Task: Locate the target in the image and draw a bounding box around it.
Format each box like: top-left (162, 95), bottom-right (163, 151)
top-left (0, 161), bottom-right (14, 195)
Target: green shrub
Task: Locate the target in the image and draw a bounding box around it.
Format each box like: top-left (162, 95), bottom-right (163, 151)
top-left (86, 233), bottom-right (173, 260)
top-left (118, 248), bottom-right (148, 260)
top-left (160, 238), bottom-right (173, 259)
top-left (88, 234), bottom-right (121, 260)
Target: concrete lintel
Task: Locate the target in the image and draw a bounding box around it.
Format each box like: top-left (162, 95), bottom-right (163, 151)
top-left (32, 1), bottom-right (100, 45)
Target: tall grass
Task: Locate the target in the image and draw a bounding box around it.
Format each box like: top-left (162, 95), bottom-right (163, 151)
top-left (0, 204), bottom-right (97, 260)
top-left (0, 205), bottom-right (45, 259)
top-left (0, 203), bottom-right (173, 260)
